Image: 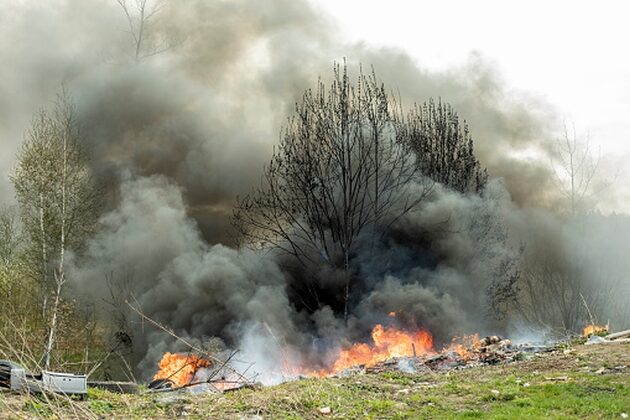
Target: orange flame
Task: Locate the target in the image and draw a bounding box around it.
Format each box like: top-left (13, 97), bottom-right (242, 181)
top-left (153, 352), bottom-right (212, 387)
top-left (583, 324), bottom-right (608, 337)
top-left (321, 324), bottom-right (434, 374)
top-left (445, 334), bottom-right (482, 360)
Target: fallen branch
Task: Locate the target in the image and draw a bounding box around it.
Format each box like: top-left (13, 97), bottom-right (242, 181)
top-left (601, 338), bottom-right (630, 344)
top-left (605, 329), bottom-right (630, 341)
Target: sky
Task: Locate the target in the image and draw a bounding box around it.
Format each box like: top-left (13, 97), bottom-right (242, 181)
top-left (312, 0), bottom-right (630, 212)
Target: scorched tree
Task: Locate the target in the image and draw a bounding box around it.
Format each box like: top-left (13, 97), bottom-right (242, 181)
top-left (233, 63), bottom-right (488, 320)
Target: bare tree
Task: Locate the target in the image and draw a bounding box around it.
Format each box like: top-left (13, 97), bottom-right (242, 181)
top-left (552, 123), bottom-right (612, 216)
top-left (514, 249), bottom-right (610, 334)
top-left (403, 98), bottom-right (488, 194)
top-left (116, 0), bottom-right (176, 61)
top-left (518, 123), bottom-right (620, 334)
top-left (11, 91), bottom-right (100, 369)
top-left (233, 64), bottom-right (434, 320)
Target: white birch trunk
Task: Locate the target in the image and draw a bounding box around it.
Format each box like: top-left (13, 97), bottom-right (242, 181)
top-left (43, 124), bottom-right (68, 370)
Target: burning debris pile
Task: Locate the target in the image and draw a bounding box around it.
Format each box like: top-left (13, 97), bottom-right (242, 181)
top-left (583, 324), bottom-right (609, 337)
top-left (584, 326), bottom-right (630, 345)
top-left (292, 325), bottom-right (551, 379)
top-left (148, 351), bottom-right (257, 394)
top-left (150, 353), bottom-right (211, 389)
top-left (362, 335), bottom-right (534, 376)
top-left (145, 322), bottom-right (558, 394)
top-left (313, 324), bottom-right (435, 376)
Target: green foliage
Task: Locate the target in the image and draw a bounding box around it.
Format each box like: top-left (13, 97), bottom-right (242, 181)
top-left (10, 92), bottom-right (99, 288)
top-left (6, 91), bottom-right (99, 368)
top-left (23, 398), bottom-right (54, 417)
top-left (89, 399), bottom-right (114, 414)
top-left (0, 215), bottom-right (105, 372)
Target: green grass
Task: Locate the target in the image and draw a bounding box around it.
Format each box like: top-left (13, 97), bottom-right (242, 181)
top-left (1, 342), bottom-right (629, 419)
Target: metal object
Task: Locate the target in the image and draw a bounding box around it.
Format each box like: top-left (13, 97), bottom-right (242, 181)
top-left (39, 370), bottom-right (87, 395)
top-left (0, 360), bottom-right (87, 397)
top-left (0, 360), bottom-right (27, 391)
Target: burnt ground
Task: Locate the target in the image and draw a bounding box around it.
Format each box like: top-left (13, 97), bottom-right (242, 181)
top-left (1, 341), bottom-right (629, 419)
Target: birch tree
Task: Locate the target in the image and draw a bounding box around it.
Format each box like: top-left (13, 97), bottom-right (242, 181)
top-left (11, 91), bottom-right (99, 369)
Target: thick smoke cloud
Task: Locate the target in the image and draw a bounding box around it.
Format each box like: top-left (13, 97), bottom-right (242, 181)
top-left (70, 176), bottom-right (519, 380)
top-left (2, 0), bottom-right (628, 381)
top-left (1, 0), bottom-right (561, 234)
top-left (349, 181), bottom-right (519, 341)
top-left (70, 175), bottom-right (302, 378)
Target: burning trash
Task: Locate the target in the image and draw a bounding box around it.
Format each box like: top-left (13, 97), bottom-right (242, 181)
top-left (140, 308), bottom-right (626, 394)
top-left (148, 351), bottom-right (257, 394)
top-left (151, 352), bottom-right (212, 389)
top-left (279, 324), bottom-right (551, 380)
top-left (326, 332), bottom-right (526, 377)
top-left (579, 323), bottom-right (630, 345)
top-left (326, 324), bottom-right (434, 375)
top-left (583, 324), bottom-right (609, 337)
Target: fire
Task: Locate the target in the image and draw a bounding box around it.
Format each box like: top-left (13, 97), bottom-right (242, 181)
top-left (328, 324), bottom-right (434, 373)
top-left (300, 326), bottom-right (489, 377)
top-left (445, 334), bottom-right (482, 360)
top-left (153, 352), bottom-right (212, 388)
top-left (583, 324), bottom-right (608, 337)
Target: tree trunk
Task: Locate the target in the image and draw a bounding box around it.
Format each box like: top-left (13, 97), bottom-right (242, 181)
top-left (44, 122), bottom-right (68, 370)
top-left (39, 193), bottom-right (48, 320)
top-left (343, 249), bottom-right (350, 322)
top-left (43, 275), bottom-right (63, 370)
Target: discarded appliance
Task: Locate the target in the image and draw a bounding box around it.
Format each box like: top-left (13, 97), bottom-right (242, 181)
top-left (0, 360), bottom-right (87, 398)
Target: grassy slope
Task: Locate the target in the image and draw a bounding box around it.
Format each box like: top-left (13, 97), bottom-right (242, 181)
top-left (1, 341), bottom-right (629, 419)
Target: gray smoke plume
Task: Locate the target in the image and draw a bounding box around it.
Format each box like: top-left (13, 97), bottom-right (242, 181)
top-left (69, 175), bottom-right (519, 380)
top-left (1, 0), bottom-right (560, 227)
top-left (68, 175), bottom-right (302, 379)
top-left (2, 0), bottom-right (628, 381)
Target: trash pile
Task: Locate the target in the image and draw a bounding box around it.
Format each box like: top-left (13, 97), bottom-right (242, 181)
top-left (332, 335), bottom-right (554, 377)
top-left (147, 351), bottom-right (257, 395)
